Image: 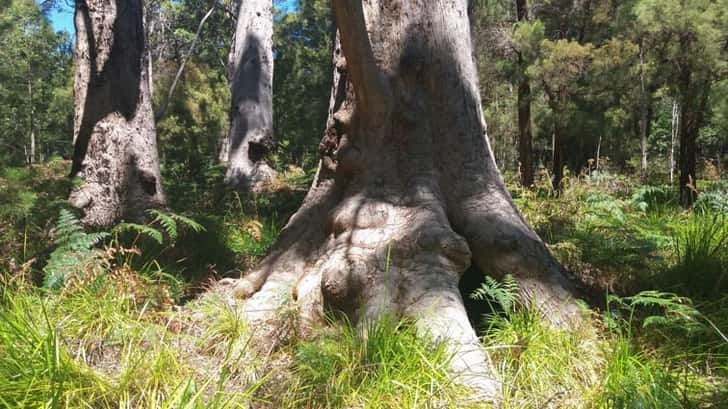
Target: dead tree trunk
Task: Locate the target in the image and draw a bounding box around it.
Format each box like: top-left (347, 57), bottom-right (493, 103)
top-left (69, 0), bottom-right (165, 227)
top-left (670, 99), bottom-right (679, 184)
top-left (221, 0), bottom-right (276, 190)
top-left (221, 0), bottom-right (582, 402)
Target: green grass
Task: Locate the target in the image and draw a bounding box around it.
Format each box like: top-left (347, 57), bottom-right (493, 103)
top-left (1, 162), bottom-right (727, 408)
top-left (669, 211), bottom-right (728, 296)
top-left (0, 279), bottom-right (257, 408)
top-left (273, 315), bottom-right (469, 409)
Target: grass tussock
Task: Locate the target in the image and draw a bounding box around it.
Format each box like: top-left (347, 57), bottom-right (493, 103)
top-left (269, 316), bottom-right (469, 409)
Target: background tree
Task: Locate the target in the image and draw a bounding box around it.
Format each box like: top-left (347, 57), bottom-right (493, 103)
top-left (634, 0), bottom-right (726, 206)
top-left (528, 38), bottom-right (592, 190)
top-left (220, 0), bottom-right (277, 190)
top-left (69, 0), bottom-right (165, 226)
top-left (0, 0), bottom-right (72, 166)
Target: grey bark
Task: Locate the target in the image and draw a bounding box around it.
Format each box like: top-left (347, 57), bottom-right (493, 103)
top-left (221, 0), bottom-right (276, 190)
top-left (69, 0), bottom-right (165, 227)
top-left (670, 99), bottom-right (679, 184)
top-left (221, 0), bottom-right (582, 403)
top-left (27, 79), bottom-right (35, 165)
top-left (639, 43), bottom-right (649, 180)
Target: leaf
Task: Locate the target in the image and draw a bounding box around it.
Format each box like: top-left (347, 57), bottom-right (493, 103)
top-left (113, 222), bottom-right (164, 245)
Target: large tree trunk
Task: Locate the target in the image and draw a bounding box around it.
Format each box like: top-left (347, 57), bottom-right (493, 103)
top-left (221, 0), bottom-right (276, 190)
top-left (516, 0), bottom-right (534, 187)
top-left (69, 0), bottom-right (165, 227)
top-left (221, 0), bottom-right (582, 402)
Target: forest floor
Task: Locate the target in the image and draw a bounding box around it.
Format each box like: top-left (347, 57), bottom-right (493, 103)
top-left (1, 159), bottom-right (727, 408)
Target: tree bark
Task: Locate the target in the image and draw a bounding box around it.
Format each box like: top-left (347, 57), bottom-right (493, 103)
top-left (221, 0), bottom-right (276, 190)
top-left (27, 79), bottom-right (35, 165)
top-left (516, 0), bottom-right (534, 187)
top-left (221, 0), bottom-right (582, 402)
top-left (69, 0), bottom-right (165, 227)
top-left (639, 42), bottom-right (649, 181)
top-left (552, 113), bottom-right (565, 191)
top-left (670, 99), bottom-right (679, 185)
top-left (678, 81), bottom-right (707, 207)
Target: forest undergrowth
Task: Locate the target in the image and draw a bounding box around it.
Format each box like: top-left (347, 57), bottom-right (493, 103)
top-left (1, 159), bottom-right (726, 408)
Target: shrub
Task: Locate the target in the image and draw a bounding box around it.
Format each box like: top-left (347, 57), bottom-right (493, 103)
top-left (670, 212), bottom-right (727, 296)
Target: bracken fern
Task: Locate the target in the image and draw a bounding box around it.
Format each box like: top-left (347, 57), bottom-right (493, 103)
top-left (43, 209), bottom-right (109, 290)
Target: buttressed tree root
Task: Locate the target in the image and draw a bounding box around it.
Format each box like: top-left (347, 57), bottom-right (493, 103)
top-left (220, 0), bottom-right (583, 402)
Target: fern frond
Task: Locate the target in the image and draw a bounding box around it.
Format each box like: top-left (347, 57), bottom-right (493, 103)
top-left (470, 274), bottom-right (519, 314)
top-left (168, 212), bottom-right (205, 233)
top-left (147, 209), bottom-right (178, 240)
top-left (43, 209), bottom-right (110, 290)
top-left (113, 222), bottom-right (164, 245)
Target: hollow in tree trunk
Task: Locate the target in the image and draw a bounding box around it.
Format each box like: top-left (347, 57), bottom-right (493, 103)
top-left (69, 0), bottom-right (165, 227)
top-left (222, 0), bottom-right (582, 402)
top-left (221, 0), bottom-right (276, 191)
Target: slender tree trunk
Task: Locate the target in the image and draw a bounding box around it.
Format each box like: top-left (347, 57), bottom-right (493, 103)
top-left (69, 0), bottom-right (165, 227)
top-left (147, 16), bottom-right (154, 98)
top-left (27, 79), bottom-right (35, 165)
top-left (552, 113), bottom-right (565, 191)
top-left (221, 1), bottom-right (582, 403)
top-left (155, 5), bottom-right (216, 122)
top-left (222, 0), bottom-right (276, 190)
top-left (670, 99), bottom-right (679, 184)
top-left (516, 0), bottom-right (534, 187)
top-left (639, 43), bottom-right (649, 181)
top-left (596, 134), bottom-right (601, 171)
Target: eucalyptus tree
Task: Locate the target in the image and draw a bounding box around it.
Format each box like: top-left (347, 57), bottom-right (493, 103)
top-left (220, 0), bottom-right (276, 190)
top-left (69, 0), bottom-right (165, 226)
top-left (636, 0), bottom-right (728, 206)
top-left (222, 0), bottom-right (582, 402)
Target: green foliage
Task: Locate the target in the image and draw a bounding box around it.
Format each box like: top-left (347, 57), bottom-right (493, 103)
top-left (470, 274), bottom-right (519, 315)
top-left (0, 279), bottom-right (258, 408)
top-left (630, 185), bottom-right (676, 212)
top-left (600, 337), bottom-right (683, 409)
top-left (273, 0), bottom-right (333, 170)
top-left (43, 209), bottom-right (110, 290)
top-left (0, 292), bottom-right (112, 408)
top-left (694, 181), bottom-right (728, 213)
top-left (606, 291), bottom-right (706, 335)
top-left (482, 301), bottom-right (603, 407)
top-left (670, 211), bottom-right (728, 296)
top-left (284, 315), bottom-right (465, 409)
top-left (0, 0), bottom-right (73, 166)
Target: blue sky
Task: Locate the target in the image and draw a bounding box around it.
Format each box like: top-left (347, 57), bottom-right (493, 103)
top-left (48, 3), bottom-right (73, 34)
top-left (48, 1), bottom-right (297, 34)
